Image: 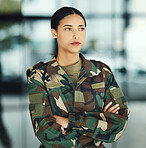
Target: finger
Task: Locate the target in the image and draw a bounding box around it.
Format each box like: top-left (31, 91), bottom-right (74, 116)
top-left (53, 115), bottom-right (59, 117)
top-left (53, 115), bottom-right (59, 119)
top-left (107, 104), bottom-right (119, 112)
top-left (110, 106), bottom-right (120, 113)
top-left (103, 102), bottom-right (112, 112)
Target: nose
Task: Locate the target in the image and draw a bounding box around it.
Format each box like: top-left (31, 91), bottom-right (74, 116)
top-left (73, 30), bottom-right (79, 40)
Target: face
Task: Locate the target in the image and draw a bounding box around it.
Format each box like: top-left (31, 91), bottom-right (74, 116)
top-left (51, 14), bottom-right (86, 54)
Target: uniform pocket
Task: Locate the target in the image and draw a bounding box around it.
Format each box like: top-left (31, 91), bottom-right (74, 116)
top-left (110, 87), bottom-right (128, 109)
top-left (29, 93), bottom-right (44, 119)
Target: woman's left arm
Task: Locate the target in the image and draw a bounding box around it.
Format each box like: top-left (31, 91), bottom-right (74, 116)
top-left (61, 72), bottom-right (130, 143)
top-left (53, 101), bottom-right (120, 128)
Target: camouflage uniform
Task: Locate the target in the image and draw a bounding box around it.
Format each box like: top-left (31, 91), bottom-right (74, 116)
top-left (26, 54), bottom-right (129, 148)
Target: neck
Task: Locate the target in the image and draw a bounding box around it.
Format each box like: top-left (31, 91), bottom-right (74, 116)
top-left (57, 50), bottom-right (80, 66)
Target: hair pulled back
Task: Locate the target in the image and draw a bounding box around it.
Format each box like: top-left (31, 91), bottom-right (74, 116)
top-left (51, 6), bottom-right (87, 30)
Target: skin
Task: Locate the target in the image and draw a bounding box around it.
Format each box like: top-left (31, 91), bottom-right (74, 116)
top-left (51, 14), bottom-right (86, 66)
top-left (51, 14), bottom-right (120, 128)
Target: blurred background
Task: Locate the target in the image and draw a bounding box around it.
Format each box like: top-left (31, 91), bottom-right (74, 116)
top-left (0, 0), bottom-right (146, 148)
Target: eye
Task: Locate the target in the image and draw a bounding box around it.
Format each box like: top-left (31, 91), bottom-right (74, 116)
top-left (79, 28), bottom-right (85, 31)
top-left (65, 28), bottom-right (71, 31)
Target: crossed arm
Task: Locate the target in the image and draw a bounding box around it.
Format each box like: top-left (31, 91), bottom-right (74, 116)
top-left (54, 102), bottom-right (120, 128)
top-left (27, 69), bottom-right (128, 146)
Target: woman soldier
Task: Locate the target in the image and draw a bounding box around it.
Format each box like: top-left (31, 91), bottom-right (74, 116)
top-left (26, 7), bottom-right (129, 148)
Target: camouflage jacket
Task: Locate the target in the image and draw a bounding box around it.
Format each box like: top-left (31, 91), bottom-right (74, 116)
top-left (26, 54), bottom-right (129, 148)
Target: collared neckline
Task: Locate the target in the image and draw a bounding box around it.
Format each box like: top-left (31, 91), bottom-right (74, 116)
top-left (46, 53), bottom-right (100, 77)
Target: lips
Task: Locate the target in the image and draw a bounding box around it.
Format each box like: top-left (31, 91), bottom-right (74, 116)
top-left (71, 42), bottom-right (81, 46)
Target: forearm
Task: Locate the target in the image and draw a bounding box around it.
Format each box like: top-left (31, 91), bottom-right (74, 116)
top-left (66, 109), bottom-right (128, 143)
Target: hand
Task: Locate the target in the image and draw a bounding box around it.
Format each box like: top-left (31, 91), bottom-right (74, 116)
top-left (53, 115), bottom-right (69, 128)
top-left (103, 102), bottom-right (120, 114)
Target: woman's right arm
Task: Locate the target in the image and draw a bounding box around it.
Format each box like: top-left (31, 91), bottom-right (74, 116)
top-left (27, 69), bottom-right (78, 147)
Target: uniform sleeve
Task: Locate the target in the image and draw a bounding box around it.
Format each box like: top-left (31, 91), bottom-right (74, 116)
top-left (66, 71), bottom-right (129, 143)
top-left (27, 69), bottom-right (79, 147)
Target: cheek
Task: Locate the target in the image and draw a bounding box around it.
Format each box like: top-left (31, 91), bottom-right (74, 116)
top-left (81, 32), bottom-right (86, 42)
top-left (57, 35), bottom-right (70, 46)
top-left (59, 32), bottom-right (72, 41)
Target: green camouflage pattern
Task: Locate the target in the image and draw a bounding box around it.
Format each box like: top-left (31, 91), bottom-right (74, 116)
top-left (26, 54), bottom-right (129, 148)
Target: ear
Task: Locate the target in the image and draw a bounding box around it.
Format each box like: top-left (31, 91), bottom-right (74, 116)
top-left (51, 29), bottom-right (57, 39)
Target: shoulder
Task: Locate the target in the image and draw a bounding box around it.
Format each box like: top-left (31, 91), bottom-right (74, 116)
top-left (26, 61), bottom-right (48, 78)
top-left (90, 59), bottom-right (112, 73)
top-left (90, 59), bottom-right (114, 85)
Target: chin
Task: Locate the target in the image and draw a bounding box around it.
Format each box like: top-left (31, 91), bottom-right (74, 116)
top-left (68, 49), bottom-right (80, 54)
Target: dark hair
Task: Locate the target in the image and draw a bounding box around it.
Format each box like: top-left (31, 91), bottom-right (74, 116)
top-left (51, 6), bottom-right (87, 30)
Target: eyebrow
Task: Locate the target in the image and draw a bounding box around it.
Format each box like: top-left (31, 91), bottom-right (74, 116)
top-left (63, 24), bottom-right (85, 27)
